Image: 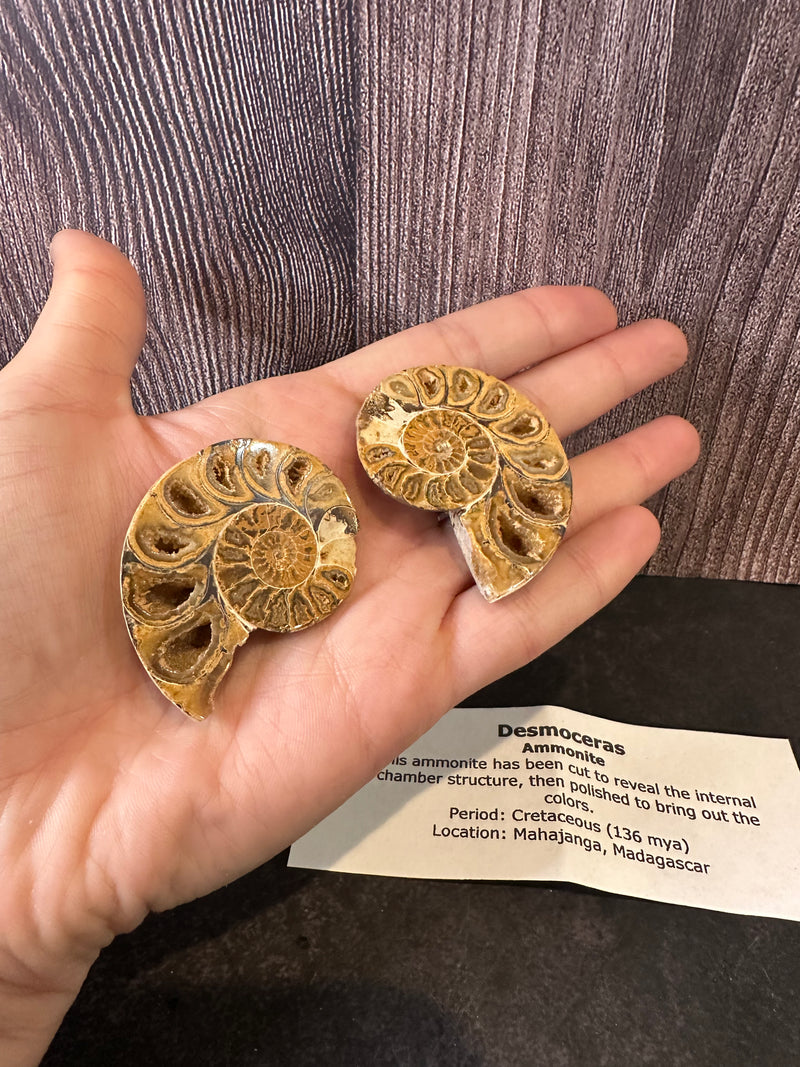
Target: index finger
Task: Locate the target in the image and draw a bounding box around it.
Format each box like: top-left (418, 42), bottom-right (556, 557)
top-left (325, 286), bottom-right (618, 397)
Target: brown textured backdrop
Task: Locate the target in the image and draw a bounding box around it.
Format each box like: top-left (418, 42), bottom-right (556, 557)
top-left (0, 0), bottom-right (798, 581)
top-left (0, 0), bottom-right (357, 412)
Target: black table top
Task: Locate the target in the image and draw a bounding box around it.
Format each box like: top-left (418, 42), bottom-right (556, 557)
top-left (43, 576), bottom-right (800, 1066)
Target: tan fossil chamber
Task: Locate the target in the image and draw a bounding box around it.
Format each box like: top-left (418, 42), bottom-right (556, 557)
top-left (121, 439), bottom-right (358, 720)
top-left (356, 365), bottom-right (571, 601)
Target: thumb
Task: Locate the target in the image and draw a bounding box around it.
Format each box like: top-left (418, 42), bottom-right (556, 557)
top-left (9, 230), bottom-right (147, 411)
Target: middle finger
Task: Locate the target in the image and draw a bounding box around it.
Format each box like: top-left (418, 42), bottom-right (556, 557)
top-left (510, 318), bottom-right (688, 438)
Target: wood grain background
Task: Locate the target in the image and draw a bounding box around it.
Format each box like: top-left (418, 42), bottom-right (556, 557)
top-left (0, 0), bottom-right (357, 412)
top-left (0, 0), bottom-right (798, 581)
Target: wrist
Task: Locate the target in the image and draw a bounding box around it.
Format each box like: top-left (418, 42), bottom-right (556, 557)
top-left (0, 945), bottom-right (96, 1067)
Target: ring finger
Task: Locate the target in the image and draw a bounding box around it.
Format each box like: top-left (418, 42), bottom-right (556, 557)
top-left (401, 413), bottom-right (698, 602)
top-left (565, 415), bottom-right (700, 538)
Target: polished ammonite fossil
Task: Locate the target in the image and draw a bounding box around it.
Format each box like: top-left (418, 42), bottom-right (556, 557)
top-left (356, 365), bottom-right (571, 601)
top-left (121, 439), bottom-right (358, 720)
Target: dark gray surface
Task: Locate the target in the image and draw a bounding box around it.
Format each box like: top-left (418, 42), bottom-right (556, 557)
top-left (42, 576), bottom-right (800, 1066)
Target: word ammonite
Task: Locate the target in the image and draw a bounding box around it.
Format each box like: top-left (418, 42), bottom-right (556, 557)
top-left (356, 365), bottom-right (571, 600)
top-left (121, 439), bottom-right (358, 719)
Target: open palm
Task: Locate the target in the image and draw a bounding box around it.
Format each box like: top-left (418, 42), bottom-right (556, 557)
top-left (0, 232), bottom-right (698, 1062)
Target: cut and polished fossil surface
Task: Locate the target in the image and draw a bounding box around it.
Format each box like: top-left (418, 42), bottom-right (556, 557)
top-left (121, 439), bottom-right (358, 720)
top-left (356, 365), bottom-right (571, 601)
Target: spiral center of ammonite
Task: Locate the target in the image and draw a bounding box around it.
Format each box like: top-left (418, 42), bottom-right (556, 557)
top-left (220, 503), bottom-right (317, 589)
top-left (403, 410), bottom-right (477, 473)
top-left (252, 512), bottom-right (316, 587)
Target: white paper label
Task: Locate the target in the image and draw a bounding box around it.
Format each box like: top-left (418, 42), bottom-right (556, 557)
top-left (288, 705), bottom-right (800, 921)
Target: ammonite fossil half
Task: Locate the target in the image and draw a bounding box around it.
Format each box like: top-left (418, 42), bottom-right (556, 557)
top-left (356, 366), bottom-right (571, 601)
top-left (121, 439), bottom-right (358, 720)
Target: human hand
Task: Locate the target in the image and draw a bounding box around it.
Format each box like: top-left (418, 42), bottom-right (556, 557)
top-left (0, 231), bottom-right (698, 1064)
